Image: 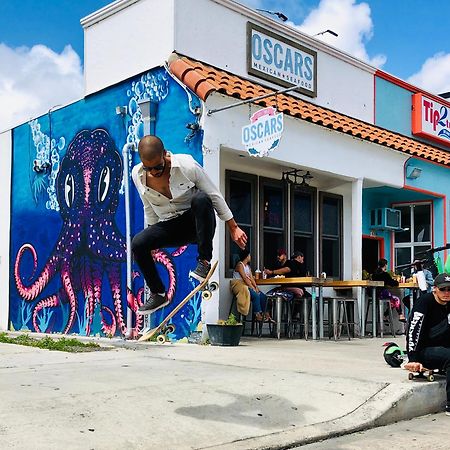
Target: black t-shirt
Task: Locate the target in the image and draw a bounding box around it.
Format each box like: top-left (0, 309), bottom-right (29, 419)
top-left (372, 270), bottom-right (399, 287)
top-left (284, 259), bottom-right (307, 277)
top-left (407, 292), bottom-right (450, 362)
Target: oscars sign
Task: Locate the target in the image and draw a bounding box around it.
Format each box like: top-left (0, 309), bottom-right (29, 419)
top-left (242, 107), bottom-right (284, 157)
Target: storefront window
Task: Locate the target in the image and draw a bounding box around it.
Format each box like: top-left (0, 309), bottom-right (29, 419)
top-left (319, 193), bottom-right (342, 278)
top-left (393, 203), bottom-right (432, 270)
top-left (292, 187), bottom-right (315, 274)
top-left (261, 179), bottom-right (286, 268)
top-left (225, 171), bottom-right (257, 276)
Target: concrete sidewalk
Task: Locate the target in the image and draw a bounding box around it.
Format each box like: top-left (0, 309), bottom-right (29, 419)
top-left (0, 333), bottom-right (446, 450)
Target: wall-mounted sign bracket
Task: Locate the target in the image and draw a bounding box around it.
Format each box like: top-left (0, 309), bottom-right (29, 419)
top-left (207, 83), bottom-right (300, 116)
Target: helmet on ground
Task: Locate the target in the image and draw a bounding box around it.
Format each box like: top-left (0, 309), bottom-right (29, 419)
top-left (383, 342), bottom-right (405, 368)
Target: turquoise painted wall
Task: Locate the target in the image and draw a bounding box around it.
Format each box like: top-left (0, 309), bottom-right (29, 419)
top-left (375, 77), bottom-right (412, 137)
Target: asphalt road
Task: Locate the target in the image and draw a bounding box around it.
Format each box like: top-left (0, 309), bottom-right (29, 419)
top-left (299, 412), bottom-right (450, 449)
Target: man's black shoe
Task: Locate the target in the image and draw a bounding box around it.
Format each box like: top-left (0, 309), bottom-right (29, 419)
top-left (190, 260), bottom-right (211, 283)
top-left (137, 293), bottom-right (169, 315)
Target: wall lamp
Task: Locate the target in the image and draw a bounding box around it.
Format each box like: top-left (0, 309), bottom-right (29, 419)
top-left (406, 166), bottom-right (422, 180)
top-left (281, 169), bottom-right (313, 186)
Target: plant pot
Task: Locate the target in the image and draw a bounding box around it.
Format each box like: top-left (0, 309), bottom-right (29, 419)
top-left (206, 324), bottom-right (243, 346)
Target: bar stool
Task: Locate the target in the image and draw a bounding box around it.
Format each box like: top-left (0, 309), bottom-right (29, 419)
top-left (364, 296), bottom-right (396, 338)
top-left (228, 294), bottom-right (258, 336)
top-left (324, 297), bottom-right (360, 340)
top-left (265, 292), bottom-right (291, 339)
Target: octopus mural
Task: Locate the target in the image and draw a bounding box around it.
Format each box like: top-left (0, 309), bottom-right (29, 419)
top-left (13, 128), bottom-right (195, 337)
top-left (14, 129), bottom-right (133, 335)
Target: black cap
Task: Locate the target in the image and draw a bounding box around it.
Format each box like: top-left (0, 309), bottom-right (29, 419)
top-left (434, 273), bottom-right (450, 288)
top-left (292, 251), bottom-right (304, 259)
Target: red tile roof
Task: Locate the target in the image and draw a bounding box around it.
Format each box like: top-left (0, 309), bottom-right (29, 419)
top-left (168, 54), bottom-right (450, 166)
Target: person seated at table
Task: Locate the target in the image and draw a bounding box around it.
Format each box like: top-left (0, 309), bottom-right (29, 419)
top-left (263, 250), bottom-right (308, 309)
top-left (372, 258), bottom-right (406, 322)
top-left (402, 261), bottom-right (434, 310)
top-left (233, 248), bottom-right (273, 322)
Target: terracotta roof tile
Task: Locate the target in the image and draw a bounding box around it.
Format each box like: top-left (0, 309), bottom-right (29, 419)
top-left (168, 54), bottom-right (450, 166)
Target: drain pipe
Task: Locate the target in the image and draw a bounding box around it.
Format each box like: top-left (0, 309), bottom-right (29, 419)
top-left (122, 142), bottom-right (135, 338)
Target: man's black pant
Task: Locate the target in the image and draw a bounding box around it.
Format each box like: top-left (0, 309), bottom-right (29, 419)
top-left (131, 191), bottom-right (216, 294)
top-left (418, 346), bottom-right (450, 406)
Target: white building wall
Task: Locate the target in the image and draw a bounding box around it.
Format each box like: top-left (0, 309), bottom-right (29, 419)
top-left (175, 0), bottom-right (375, 122)
top-left (0, 131), bottom-right (12, 331)
top-left (82, 0), bottom-right (176, 95)
top-left (203, 93), bottom-right (407, 186)
top-left (201, 93), bottom-right (408, 314)
top-left (83, 0), bottom-right (375, 122)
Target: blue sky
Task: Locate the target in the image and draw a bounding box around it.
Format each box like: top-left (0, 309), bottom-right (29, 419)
top-left (1, 0), bottom-right (450, 130)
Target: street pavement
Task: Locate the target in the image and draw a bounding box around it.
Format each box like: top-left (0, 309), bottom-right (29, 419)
top-left (0, 333), bottom-right (446, 449)
top-left (299, 412), bottom-right (450, 449)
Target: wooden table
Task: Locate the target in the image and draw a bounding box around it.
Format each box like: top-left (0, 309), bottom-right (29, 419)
top-left (257, 278), bottom-right (386, 339)
top-left (256, 277), bottom-right (325, 339)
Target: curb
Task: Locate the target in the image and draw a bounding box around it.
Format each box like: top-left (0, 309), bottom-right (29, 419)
top-left (206, 381), bottom-right (446, 449)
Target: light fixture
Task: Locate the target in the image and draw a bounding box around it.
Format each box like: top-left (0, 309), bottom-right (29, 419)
top-left (256, 8), bottom-right (288, 22)
top-left (281, 169), bottom-right (313, 187)
top-left (313, 29), bottom-right (339, 37)
top-left (138, 99), bottom-right (158, 135)
top-left (406, 166), bottom-right (422, 180)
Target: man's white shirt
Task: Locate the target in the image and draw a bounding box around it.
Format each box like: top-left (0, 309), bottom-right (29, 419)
top-left (132, 153), bottom-right (233, 226)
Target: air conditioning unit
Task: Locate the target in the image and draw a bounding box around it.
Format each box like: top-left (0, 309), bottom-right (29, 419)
top-left (370, 208), bottom-right (401, 231)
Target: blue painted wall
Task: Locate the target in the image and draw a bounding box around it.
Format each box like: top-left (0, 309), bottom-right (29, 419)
top-left (375, 77), bottom-right (412, 137)
top-left (10, 67), bottom-right (204, 340)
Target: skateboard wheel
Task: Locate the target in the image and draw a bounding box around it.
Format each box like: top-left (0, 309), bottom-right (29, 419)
top-left (166, 324), bottom-right (176, 334)
top-left (202, 290), bottom-right (212, 300)
top-left (156, 334), bottom-right (166, 344)
top-left (408, 373), bottom-right (414, 381)
top-left (428, 374), bottom-right (435, 382)
top-left (209, 281), bottom-right (219, 292)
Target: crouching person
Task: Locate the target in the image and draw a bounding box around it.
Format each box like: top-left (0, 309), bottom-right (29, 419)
top-left (405, 273), bottom-right (450, 415)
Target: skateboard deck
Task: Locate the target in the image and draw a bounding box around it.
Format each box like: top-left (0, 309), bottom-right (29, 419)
top-left (138, 261), bottom-right (218, 343)
top-left (407, 368), bottom-right (445, 382)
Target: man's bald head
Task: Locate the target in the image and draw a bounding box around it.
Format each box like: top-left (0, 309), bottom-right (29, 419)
top-left (138, 135), bottom-right (165, 161)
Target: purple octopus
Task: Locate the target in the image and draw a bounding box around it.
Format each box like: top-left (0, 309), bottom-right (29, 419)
top-left (14, 129), bottom-right (182, 336)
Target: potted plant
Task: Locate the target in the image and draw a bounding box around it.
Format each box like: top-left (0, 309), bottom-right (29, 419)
top-left (207, 313), bottom-right (243, 346)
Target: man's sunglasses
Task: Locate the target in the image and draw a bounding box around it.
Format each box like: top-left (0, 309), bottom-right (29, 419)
top-left (437, 287), bottom-right (450, 292)
top-left (142, 160), bottom-right (165, 173)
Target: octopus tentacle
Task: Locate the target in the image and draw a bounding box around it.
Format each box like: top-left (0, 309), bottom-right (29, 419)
top-left (61, 262), bottom-right (77, 334)
top-left (171, 246), bottom-right (188, 257)
top-left (101, 306), bottom-right (116, 336)
top-left (127, 286), bottom-right (145, 331)
top-left (14, 244), bottom-right (60, 301)
top-left (152, 250), bottom-right (176, 302)
top-left (107, 263), bottom-right (127, 335)
top-left (32, 295), bottom-right (59, 332)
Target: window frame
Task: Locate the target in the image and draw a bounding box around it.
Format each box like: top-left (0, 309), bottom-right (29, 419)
top-left (225, 170), bottom-right (257, 278)
top-left (393, 201), bottom-right (433, 268)
top-left (259, 176), bottom-right (288, 270)
top-left (319, 192), bottom-right (343, 279)
top-left (290, 184), bottom-right (317, 275)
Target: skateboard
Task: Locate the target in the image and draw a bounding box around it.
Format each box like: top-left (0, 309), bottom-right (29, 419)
top-left (407, 368), bottom-right (445, 382)
top-left (138, 261), bottom-right (219, 343)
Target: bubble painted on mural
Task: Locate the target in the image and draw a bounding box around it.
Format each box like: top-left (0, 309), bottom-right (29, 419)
top-left (126, 69), bottom-right (169, 149)
top-left (29, 119), bottom-right (65, 211)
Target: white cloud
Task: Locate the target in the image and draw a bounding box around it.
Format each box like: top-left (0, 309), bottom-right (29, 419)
top-left (0, 43), bottom-right (83, 131)
top-left (295, 0), bottom-right (386, 67)
top-left (407, 52), bottom-right (450, 95)
top-left (240, 0), bottom-right (386, 68)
